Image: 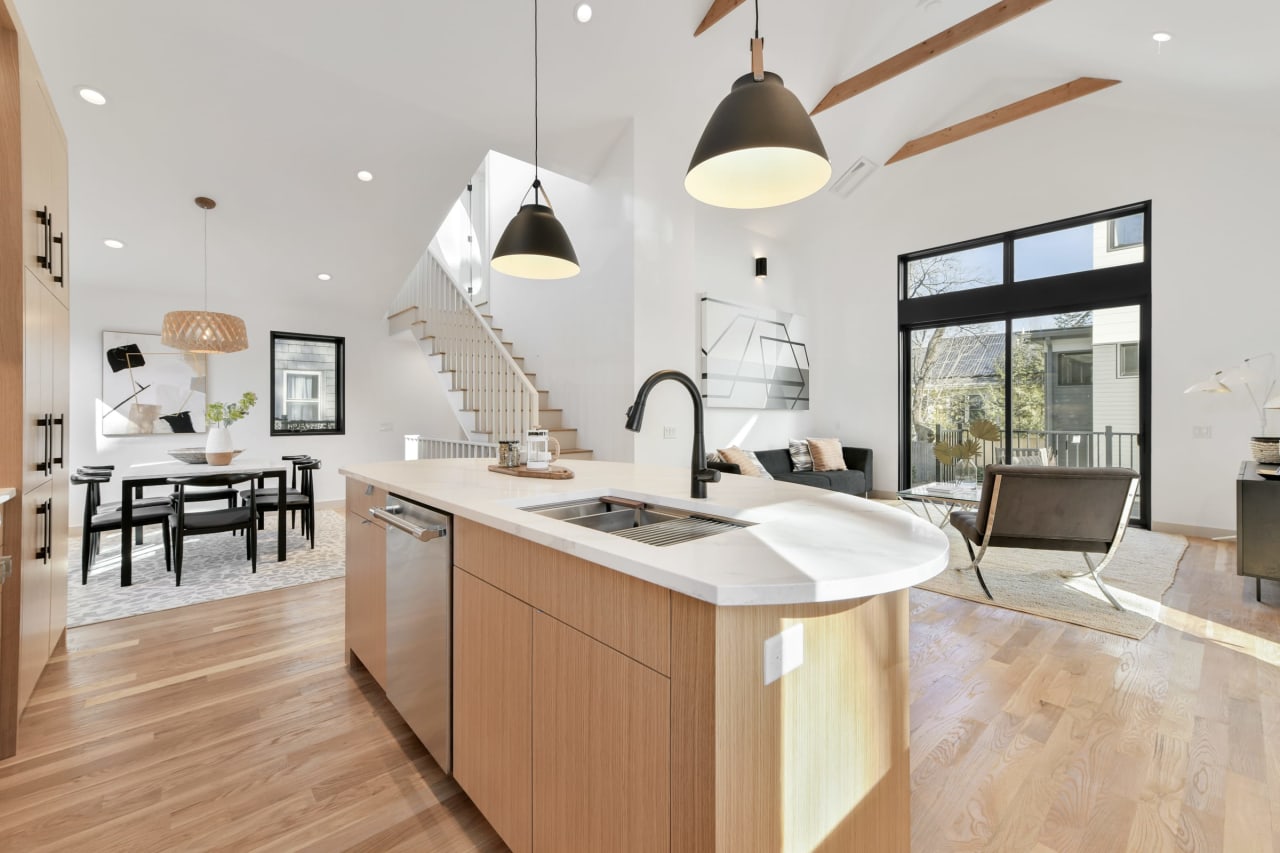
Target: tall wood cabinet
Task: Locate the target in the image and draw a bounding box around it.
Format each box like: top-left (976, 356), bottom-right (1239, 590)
top-left (0, 0), bottom-right (71, 759)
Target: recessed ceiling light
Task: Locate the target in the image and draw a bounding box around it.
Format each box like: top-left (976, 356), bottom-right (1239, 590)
top-left (356, 170), bottom-right (373, 182)
top-left (103, 239), bottom-right (125, 249)
top-left (77, 86), bottom-right (107, 106)
top-left (574, 3), bottom-right (592, 23)
top-left (1152, 32), bottom-right (1173, 43)
top-left (317, 273), bottom-right (332, 281)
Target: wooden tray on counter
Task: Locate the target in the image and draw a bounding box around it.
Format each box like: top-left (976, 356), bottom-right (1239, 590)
top-left (487, 464), bottom-right (575, 480)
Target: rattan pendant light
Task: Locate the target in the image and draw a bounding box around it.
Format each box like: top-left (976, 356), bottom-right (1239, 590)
top-left (161, 197), bottom-right (248, 353)
top-left (685, 0), bottom-right (831, 209)
top-left (490, 0), bottom-right (580, 280)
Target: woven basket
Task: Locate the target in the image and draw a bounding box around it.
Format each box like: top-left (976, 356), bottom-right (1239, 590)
top-left (1250, 436), bottom-right (1280, 464)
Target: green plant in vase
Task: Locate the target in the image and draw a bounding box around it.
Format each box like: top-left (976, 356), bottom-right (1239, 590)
top-left (204, 391), bottom-right (257, 464)
top-left (205, 391), bottom-right (258, 427)
top-left (933, 418), bottom-right (1001, 486)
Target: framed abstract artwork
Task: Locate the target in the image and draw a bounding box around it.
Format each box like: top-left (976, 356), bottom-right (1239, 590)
top-left (699, 295), bottom-right (810, 410)
top-left (101, 331), bottom-right (208, 435)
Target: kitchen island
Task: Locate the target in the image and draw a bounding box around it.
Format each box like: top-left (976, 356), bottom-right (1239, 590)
top-left (341, 458), bottom-right (949, 853)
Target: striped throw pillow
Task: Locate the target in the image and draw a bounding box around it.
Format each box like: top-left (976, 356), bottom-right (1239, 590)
top-left (788, 439), bottom-right (814, 472)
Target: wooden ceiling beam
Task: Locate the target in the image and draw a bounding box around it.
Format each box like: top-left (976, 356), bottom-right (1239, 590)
top-left (811, 0), bottom-right (1053, 115)
top-left (884, 77), bottom-right (1119, 165)
top-left (694, 0), bottom-right (748, 37)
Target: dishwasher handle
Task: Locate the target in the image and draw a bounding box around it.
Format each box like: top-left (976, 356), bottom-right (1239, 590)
top-left (370, 506), bottom-right (448, 541)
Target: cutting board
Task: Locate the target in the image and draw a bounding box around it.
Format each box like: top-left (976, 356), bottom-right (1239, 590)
top-left (488, 464), bottom-right (575, 480)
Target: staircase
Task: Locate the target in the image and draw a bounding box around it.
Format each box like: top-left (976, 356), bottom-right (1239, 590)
top-left (389, 251), bottom-right (592, 461)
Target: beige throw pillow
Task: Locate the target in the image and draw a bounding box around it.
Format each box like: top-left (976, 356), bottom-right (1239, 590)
top-left (717, 446), bottom-right (774, 479)
top-left (806, 437), bottom-right (847, 472)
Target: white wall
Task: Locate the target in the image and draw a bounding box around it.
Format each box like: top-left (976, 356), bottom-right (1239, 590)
top-left (629, 113), bottom-right (814, 471)
top-left (792, 102), bottom-right (1280, 531)
top-left (69, 282), bottom-right (458, 520)
top-left (486, 135), bottom-right (636, 462)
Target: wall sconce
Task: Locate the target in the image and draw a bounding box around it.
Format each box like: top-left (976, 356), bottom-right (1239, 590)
top-left (754, 257), bottom-right (768, 278)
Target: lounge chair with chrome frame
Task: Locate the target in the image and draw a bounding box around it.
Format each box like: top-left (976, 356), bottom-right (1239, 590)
top-left (949, 465), bottom-right (1140, 610)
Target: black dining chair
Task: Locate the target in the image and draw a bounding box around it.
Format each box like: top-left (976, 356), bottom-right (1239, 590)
top-left (72, 472), bottom-right (173, 584)
top-left (247, 459), bottom-right (321, 548)
top-left (168, 472), bottom-right (259, 586)
top-left (76, 467), bottom-right (175, 559)
top-left (242, 455), bottom-right (312, 531)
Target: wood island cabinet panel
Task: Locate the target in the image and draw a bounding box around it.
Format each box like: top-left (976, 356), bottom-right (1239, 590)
top-left (453, 517), bottom-right (530, 602)
top-left (343, 511), bottom-right (386, 688)
top-left (344, 479), bottom-right (386, 528)
top-left (527, 547), bottom-right (670, 676)
top-left (532, 611), bottom-right (670, 853)
top-left (453, 567), bottom-right (532, 853)
top-left (675, 589), bottom-right (911, 853)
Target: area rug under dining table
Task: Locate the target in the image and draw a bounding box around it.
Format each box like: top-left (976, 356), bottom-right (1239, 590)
top-left (67, 509), bottom-right (346, 627)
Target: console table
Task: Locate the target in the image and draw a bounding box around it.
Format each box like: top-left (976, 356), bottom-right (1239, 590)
top-left (1236, 460), bottom-right (1280, 602)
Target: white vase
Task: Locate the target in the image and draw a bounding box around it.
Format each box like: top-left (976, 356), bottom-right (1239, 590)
top-left (205, 423), bottom-right (234, 465)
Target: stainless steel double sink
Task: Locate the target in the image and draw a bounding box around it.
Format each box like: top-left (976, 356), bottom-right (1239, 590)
top-left (523, 496), bottom-right (750, 546)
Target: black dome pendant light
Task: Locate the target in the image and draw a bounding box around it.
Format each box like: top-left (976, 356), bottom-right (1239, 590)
top-left (685, 0), bottom-right (831, 209)
top-left (491, 0), bottom-right (580, 280)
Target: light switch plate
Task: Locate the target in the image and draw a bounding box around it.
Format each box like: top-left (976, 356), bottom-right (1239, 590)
top-left (663, 426), bottom-right (677, 439)
top-left (764, 624), bottom-right (804, 685)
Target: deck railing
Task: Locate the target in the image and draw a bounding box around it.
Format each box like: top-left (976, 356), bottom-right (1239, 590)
top-left (909, 425), bottom-right (1141, 485)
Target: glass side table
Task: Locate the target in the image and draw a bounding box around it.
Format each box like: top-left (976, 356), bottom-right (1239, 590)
top-left (896, 482), bottom-right (981, 528)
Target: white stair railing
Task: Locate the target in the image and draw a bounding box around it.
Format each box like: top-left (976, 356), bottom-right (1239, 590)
top-left (391, 251), bottom-right (538, 443)
top-left (405, 435), bottom-right (498, 461)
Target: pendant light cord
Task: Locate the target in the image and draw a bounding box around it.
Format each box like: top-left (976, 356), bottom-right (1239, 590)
top-left (754, 0), bottom-right (759, 39)
top-left (533, 0), bottom-right (540, 183)
top-left (202, 208), bottom-right (209, 311)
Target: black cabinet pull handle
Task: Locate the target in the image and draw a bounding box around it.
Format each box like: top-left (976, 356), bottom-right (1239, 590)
top-left (54, 415), bottom-right (65, 467)
top-left (36, 413), bottom-right (51, 473)
top-left (53, 233), bottom-right (64, 285)
top-left (35, 499), bottom-right (50, 561)
top-left (36, 207), bottom-right (51, 271)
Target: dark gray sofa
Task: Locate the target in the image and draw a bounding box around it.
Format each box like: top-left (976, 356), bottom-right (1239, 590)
top-left (709, 446), bottom-right (873, 497)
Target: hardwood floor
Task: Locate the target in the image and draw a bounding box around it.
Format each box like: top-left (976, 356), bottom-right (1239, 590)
top-left (0, 581), bottom-right (503, 853)
top-left (911, 538), bottom-right (1280, 852)
top-left (0, 536), bottom-right (1274, 852)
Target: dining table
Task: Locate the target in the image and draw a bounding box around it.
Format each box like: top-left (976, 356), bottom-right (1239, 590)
top-left (117, 459), bottom-right (289, 586)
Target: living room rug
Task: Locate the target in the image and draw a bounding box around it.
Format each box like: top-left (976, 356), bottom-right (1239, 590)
top-left (885, 501), bottom-right (1187, 639)
top-left (67, 509), bottom-right (346, 627)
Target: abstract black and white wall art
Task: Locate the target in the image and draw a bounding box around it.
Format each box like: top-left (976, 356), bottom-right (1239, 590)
top-left (101, 331), bottom-right (208, 435)
top-left (699, 296), bottom-right (810, 410)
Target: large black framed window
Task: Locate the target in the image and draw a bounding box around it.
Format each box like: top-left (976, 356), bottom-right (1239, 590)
top-left (270, 331), bottom-right (345, 435)
top-left (899, 202), bottom-right (1151, 527)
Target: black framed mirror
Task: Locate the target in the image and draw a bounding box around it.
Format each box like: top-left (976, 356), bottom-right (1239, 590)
top-left (269, 331), bottom-right (345, 436)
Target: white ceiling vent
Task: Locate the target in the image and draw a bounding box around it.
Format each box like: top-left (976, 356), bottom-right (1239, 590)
top-left (829, 157), bottom-right (878, 199)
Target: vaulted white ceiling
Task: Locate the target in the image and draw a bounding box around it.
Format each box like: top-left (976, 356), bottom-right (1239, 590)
top-left (16, 0), bottom-right (1279, 307)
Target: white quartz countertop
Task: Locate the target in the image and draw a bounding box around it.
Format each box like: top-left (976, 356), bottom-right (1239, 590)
top-left (339, 458), bottom-right (950, 607)
top-left (0, 487), bottom-right (15, 505)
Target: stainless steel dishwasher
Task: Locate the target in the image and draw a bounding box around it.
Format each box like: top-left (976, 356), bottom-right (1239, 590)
top-left (369, 495), bottom-right (452, 774)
